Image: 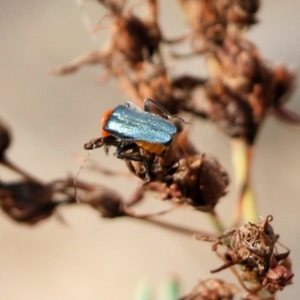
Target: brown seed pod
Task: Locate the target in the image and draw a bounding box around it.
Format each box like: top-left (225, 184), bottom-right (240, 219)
top-left (163, 154), bottom-right (229, 212)
top-left (126, 150), bottom-right (229, 212)
top-left (0, 181), bottom-right (72, 225)
top-left (79, 186), bottom-right (125, 218)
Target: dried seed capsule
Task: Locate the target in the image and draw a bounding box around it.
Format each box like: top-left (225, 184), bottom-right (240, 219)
top-left (195, 216), bottom-right (294, 293)
top-left (0, 181), bottom-right (56, 224)
top-left (168, 154), bottom-right (229, 212)
top-left (80, 187), bottom-right (125, 218)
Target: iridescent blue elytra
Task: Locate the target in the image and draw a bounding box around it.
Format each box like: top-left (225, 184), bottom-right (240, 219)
top-left (103, 105), bottom-right (177, 146)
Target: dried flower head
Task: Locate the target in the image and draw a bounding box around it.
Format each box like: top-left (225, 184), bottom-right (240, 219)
top-left (195, 216), bottom-right (293, 293)
top-left (124, 147), bottom-right (229, 212)
top-left (161, 154), bottom-right (229, 212)
top-left (179, 279), bottom-right (239, 300)
top-left (199, 37), bottom-right (297, 144)
top-left (97, 0), bottom-right (162, 66)
top-left (52, 0), bottom-right (162, 78)
top-left (0, 180), bottom-right (74, 225)
top-left (79, 185), bottom-right (125, 218)
top-left (179, 0), bottom-right (259, 51)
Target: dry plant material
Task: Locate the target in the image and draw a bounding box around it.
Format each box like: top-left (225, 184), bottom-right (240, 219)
top-left (202, 39), bottom-right (297, 145)
top-left (195, 216), bottom-right (293, 295)
top-left (156, 154), bottom-right (229, 212)
top-left (0, 0), bottom-right (298, 299)
top-left (76, 182), bottom-right (126, 218)
top-left (179, 278), bottom-right (239, 300)
top-left (0, 179), bottom-right (76, 224)
top-left (52, 0), bottom-right (299, 144)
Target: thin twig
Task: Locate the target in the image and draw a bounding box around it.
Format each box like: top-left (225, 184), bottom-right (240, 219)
top-left (0, 156), bottom-right (42, 184)
top-left (129, 214), bottom-right (212, 238)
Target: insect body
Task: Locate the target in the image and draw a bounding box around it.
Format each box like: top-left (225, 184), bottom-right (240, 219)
top-left (102, 102), bottom-right (178, 153)
top-left (84, 98), bottom-right (186, 181)
top-left (85, 98), bottom-right (183, 158)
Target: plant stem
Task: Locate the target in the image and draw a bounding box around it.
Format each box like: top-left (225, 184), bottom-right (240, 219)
top-left (231, 139), bottom-right (258, 226)
top-left (208, 210), bottom-right (226, 233)
top-left (129, 214), bottom-right (212, 238)
top-left (0, 156), bottom-right (42, 184)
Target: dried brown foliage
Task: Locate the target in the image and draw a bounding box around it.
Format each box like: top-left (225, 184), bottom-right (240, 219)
top-left (1, 0), bottom-right (299, 299)
top-left (179, 278), bottom-right (239, 300)
top-left (195, 216), bottom-right (293, 295)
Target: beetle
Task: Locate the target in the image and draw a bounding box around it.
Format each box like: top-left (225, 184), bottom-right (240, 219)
top-left (84, 98), bottom-right (186, 178)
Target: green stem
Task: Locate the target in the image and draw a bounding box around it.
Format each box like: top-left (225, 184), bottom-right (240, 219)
top-left (208, 211), bottom-right (226, 233)
top-left (231, 139), bottom-right (258, 226)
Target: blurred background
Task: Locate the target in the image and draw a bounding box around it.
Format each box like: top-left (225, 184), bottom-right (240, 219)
top-left (0, 1), bottom-right (299, 299)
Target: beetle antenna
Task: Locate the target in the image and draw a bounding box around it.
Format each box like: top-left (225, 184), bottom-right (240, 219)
top-left (169, 115), bottom-right (189, 125)
top-left (144, 98), bottom-right (189, 124)
top-left (74, 150), bottom-right (91, 203)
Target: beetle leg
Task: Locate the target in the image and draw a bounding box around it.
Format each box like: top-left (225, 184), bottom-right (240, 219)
top-left (102, 136), bottom-right (120, 147)
top-left (115, 142), bottom-right (142, 161)
top-left (84, 135), bottom-right (120, 149)
top-left (84, 137), bottom-right (105, 150)
top-left (115, 142), bottom-right (151, 181)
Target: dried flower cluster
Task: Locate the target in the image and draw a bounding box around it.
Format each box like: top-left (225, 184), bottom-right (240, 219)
top-left (195, 216), bottom-right (293, 296)
top-left (179, 0), bottom-right (299, 143)
top-left (0, 122), bottom-right (78, 224)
